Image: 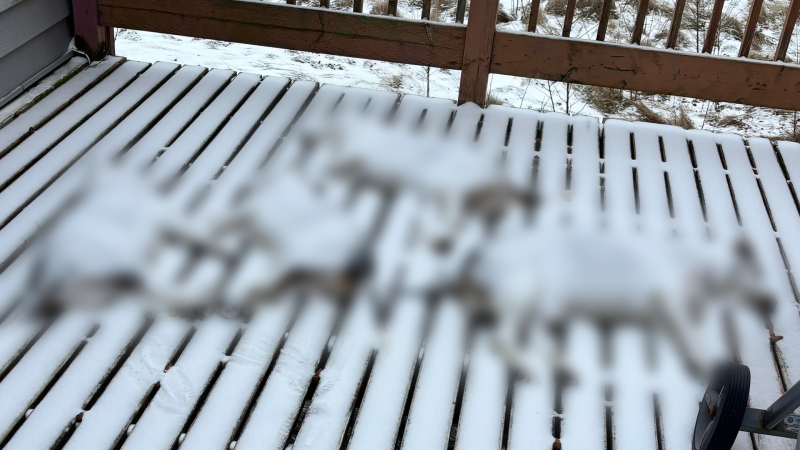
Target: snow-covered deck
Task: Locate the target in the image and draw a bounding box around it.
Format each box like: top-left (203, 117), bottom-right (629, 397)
top-left (0, 57), bottom-right (799, 450)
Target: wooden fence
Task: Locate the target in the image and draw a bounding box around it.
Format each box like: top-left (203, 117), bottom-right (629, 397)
top-left (73, 0), bottom-right (800, 109)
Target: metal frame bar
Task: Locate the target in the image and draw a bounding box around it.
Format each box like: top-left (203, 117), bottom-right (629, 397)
top-left (764, 380), bottom-right (800, 430)
top-left (740, 381), bottom-right (800, 448)
top-left (740, 408), bottom-right (800, 439)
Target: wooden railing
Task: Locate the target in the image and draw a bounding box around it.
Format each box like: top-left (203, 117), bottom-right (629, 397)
top-left (72, 0), bottom-right (800, 110)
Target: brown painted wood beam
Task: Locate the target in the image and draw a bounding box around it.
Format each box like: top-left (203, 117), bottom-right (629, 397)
top-left (528, 0), bottom-right (541, 32)
top-left (491, 31), bottom-right (800, 110)
top-left (666, 0), bottom-right (686, 48)
top-left (631, 0), bottom-right (650, 44)
top-left (458, 0), bottom-right (500, 105)
top-left (72, 0), bottom-right (115, 60)
top-left (702, 0), bottom-right (725, 53)
top-left (422, 0), bottom-right (431, 20)
top-left (739, 0), bottom-right (763, 57)
top-left (596, 0), bottom-right (614, 40)
top-left (353, 0), bottom-right (363, 12)
top-left (388, 0), bottom-right (398, 16)
top-left (775, 0), bottom-right (800, 61)
top-left (562, 0), bottom-right (577, 37)
top-left (98, 0), bottom-right (466, 69)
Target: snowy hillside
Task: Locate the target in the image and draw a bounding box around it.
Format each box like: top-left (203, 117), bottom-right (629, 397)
top-left (116, 0), bottom-right (800, 140)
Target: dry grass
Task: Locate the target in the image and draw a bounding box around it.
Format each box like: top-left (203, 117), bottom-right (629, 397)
top-left (408, 0), bottom-right (456, 20)
top-left (520, 2), bottom-right (551, 30)
top-left (578, 85), bottom-right (626, 115)
top-left (578, 86), bottom-right (693, 129)
top-left (713, 114), bottom-right (746, 129)
top-left (631, 101), bottom-right (667, 124)
top-left (497, 6), bottom-right (515, 22)
top-left (719, 14), bottom-right (744, 41)
top-left (544, 0), bottom-right (614, 21)
top-left (648, 0), bottom-right (673, 16)
top-left (665, 105), bottom-right (694, 130)
top-left (543, 0), bottom-right (567, 14)
top-left (631, 101), bottom-right (694, 129)
top-left (333, 0), bottom-right (354, 10)
top-left (759, 0), bottom-right (787, 28)
top-left (487, 91), bottom-right (506, 106)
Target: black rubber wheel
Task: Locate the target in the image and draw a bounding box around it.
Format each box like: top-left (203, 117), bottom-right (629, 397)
top-left (693, 362), bottom-right (751, 450)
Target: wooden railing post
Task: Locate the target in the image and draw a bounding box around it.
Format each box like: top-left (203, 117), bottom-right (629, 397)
top-left (562, 0), bottom-right (577, 37)
top-left (527, 0), bottom-right (541, 32)
top-left (630, 0), bottom-right (650, 44)
top-left (702, 0), bottom-right (725, 53)
top-left (665, 0), bottom-right (686, 48)
top-left (775, 0), bottom-right (800, 61)
top-left (72, 0), bottom-right (114, 60)
top-left (455, 0), bottom-right (466, 23)
top-left (596, 0), bottom-right (614, 40)
top-left (739, 0), bottom-right (764, 56)
top-left (458, 0), bottom-right (499, 106)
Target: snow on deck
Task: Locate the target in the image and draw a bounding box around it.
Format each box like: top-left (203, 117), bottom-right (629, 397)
top-left (0, 58), bottom-right (798, 450)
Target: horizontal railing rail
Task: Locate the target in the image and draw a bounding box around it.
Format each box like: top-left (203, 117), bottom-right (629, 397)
top-left (97, 0), bottom-right (467, 69)
top-left (73, 0), bottom-right (800, 110)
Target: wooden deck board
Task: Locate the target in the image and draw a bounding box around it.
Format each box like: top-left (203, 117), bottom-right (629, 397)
top-left (4, 303), bottom-right (146, 450)
top-left (121, 68), bottom-right (234, 171)
top-left (0, 62), bottom-right (179, 230)
top-left (0, 311), bottom-right (95, 444)
top-left (235, 297), bottom-right (337, 450)
top-left (0, 57), bottom-right (122, 154)
top-left (0, 61), bottom-right (151, 190)
top-left (147, 73), bottom-right (261, 187)
top-left (167, 76), bottom-right (290, 210)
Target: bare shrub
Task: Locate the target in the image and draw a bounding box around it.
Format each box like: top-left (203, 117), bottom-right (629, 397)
top-left (380, 73), bottom-right (404, 91)
top-left (520, 1), bottom-right (532, 25)
top-left (370, 0), bottom-right (389, 14)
